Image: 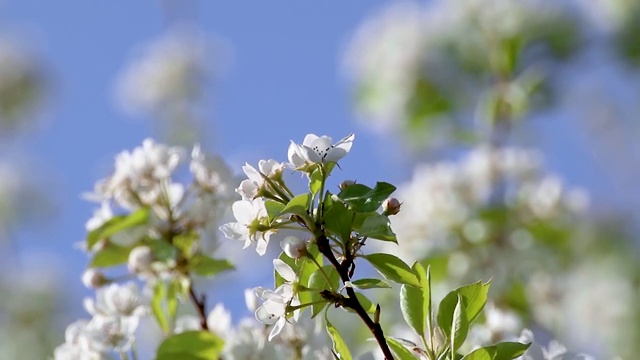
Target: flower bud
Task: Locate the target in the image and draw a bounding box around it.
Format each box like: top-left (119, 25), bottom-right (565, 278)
top-left (82, 268), bottom-right (108, 288)
top-left (280, 236), bottom-right (307, 259)
top-left (382, 197), bottom-right (402, 215)
top-left (338, 180), bottom-right (355, 191)
top-left (127, 246), bottom-right (154, 274)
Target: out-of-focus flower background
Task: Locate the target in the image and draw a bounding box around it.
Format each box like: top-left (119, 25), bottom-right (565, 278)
top-left (2, 0), bottom-right (640, 358)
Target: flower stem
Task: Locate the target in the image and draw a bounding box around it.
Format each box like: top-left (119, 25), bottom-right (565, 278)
top-left (306, 254), bottom-right (337, 292)
top-left (316, 233), bottom-right (395, 360)
top-left (189, 284), bottom-right (209, 331)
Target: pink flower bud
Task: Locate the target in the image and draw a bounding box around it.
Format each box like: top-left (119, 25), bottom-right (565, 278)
top-left (339, 180), bottom-right (356, 191)
top-left (382, 197), bottom-right (401, 215)
top-left (82, 268), bottom-right (107, 288)
top-left (280, 236), bottom-right (307, 259)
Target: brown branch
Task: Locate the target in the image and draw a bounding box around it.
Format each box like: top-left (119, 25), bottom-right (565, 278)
top-left (316, 233), bottom-right (394, 360)
top-left (189, 285), bottom-right (209, 331)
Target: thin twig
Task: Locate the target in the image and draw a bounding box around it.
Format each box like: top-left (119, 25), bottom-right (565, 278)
top-left (316, 233), bottom-right (394, 360)
top-left (189, 285), bottom-right (209, 331)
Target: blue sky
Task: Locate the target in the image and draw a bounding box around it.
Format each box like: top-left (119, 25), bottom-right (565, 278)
top-left (3, 0), bottom-right (621, 336)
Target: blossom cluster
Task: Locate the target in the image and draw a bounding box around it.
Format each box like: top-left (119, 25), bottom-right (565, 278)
top-left (343, 0), bottom-right (579, 141)
top-left (55, 139), bottom-right (237, 358)
top-left (54, 282), bottom-right (146, 359)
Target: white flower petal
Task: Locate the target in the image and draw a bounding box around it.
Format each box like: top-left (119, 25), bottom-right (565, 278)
top-left (220, 222), bottom-right (248, 241)
top-left (268, 317), bottom-right (286, 341)
top-left (273, 259), bottom-right (296, 283)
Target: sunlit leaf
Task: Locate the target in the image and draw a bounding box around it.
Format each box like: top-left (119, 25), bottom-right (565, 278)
top-left (280, 193), bottom-right (311, 217)
top-left (338, 182), bottom-right (396, 213)
top-left (156, 331), bottom-right (224, 360)
top-left (190, 255), bottom-right (234, 277)
top-left (87, 207), bottom-right (149, 249)
top-left (364, 253), bottom-right (420, 287)
top-left (350, 278), bottom-right (390, 290)
top-left (326, 319), bottom-right (352, 360)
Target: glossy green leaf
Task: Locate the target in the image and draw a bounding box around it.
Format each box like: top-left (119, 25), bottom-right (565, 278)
top-left (167, 280), bottom-right (179, 321)
top-left (87, 207), bottom-right (150, 249)
top-left (326, 319), bottom-right (352, 360)
top-left (149, 240), bottom-right (178, 262)
top-left (364, 254), bottom-right (420, 287)
top-left (280, 193), bottom-right (311, 217)
top-left (359, 213), bottom-right (396, 242)
top-left (156, 331), bottom-right (224, 359)
top-left (152, 281), bottom-right (169, 334)
top-left (173, 231), bottom-right (199, 258)
top-left (438, 281), bottom-right (490, 337)
top-left (264, 200), bottom-right (285, 223)
top-left (350, 278), bottom-right (390, 289)
top-left (338, 182), bottom-right (396, 213)
top-left (494, 342), bottom-right (530, 360)
top-left (450, 295), bottom-right (469, 351)
top-left (401, 282), bottom-right (424, 338)
top-left (386, 338), bottom-right (420, 360)
top-left (308, 265), bottom-right (339, 318)
top-left (323, 197), bottom-right (353, 244)
top-left (190, 255), bottom-right (234, 277)
top-left (461, 346), bottom-right (496, 360)
top-left (90, 243), bottom-right (133, 267)
top-left (348, 292), bottom-right (376, 314)
top-left (309, 169), bottom-right (323, 195)
top-left (455, 281), bottom-right (491, 324)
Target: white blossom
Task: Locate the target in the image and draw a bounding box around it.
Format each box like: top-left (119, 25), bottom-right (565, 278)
top-left (85, 315), bottom-right (138, 353)
top-left (236, 159), bottom-right (284, 200)
top-left (219, 198), bottom-right (274, 255)
top-left (86, 139), bottom-right (183, 210)
top-left (84, 282), bottom-right (147, 319)
top-left (115, 27), bottom-right (212, 117)
top-left (288, 133), bottom-right (355, 167)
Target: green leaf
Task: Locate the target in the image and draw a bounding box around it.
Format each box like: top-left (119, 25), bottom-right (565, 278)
top-left (386, 338), bottom-right (420, 360)
top-left (280, 193), bottom-right (311, 217)
top-left (309, 169), bottom-right (323, 195)
top-left (352, 211), bottom-right (377, 230)
top-left (190, 255), bottom-right (235, 277)
top-left (323, 197), bottom-right (354, 244)
top-left (152, 281), bottom-right (169, 334)
top-left (401, 282), bottom-right (424, 338)
top-left (326, 319), bottom-right (352, 360)
top-left (264, 200), bottom-right (285, 223)
top-left (450, 295), bottom-right (469, 351)
top-left (167, 280), bottom-right (179, 321)
top-left (494, 342), bottom-right (530, 360)
top-left (156, 331), bottom-right (224, 360)
top-left (338, 182), bottom-right (396, 213)
top-left (90, 243), bottom-right (133, 267)
top-left (149, 240), bottom-right (178, 262)
top-left (173, 231), bottom-right (199, 258)
top-left (461, 346), bottom-right (496, 360)
top-left (349, 292), bottom-right (376, 314)
top-left (350, 278), bottom-right (390, 289)
top-left (297, 250), bottom-right (323, 310)
top-left (455, 281), bottom-right (491, 324)
top-left (364, 253), bottom-right (420, 287)
top-left (86, 207), bottom-right (150, 249)
top-left (359, 213), bottom-right (396, 242)
top-left (438, 281), bottom-right (490, 337)
top-left (308, 265), bottom-right (339, 318)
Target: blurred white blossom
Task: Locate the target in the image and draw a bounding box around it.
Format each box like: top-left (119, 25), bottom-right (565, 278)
top-left (115, 27), bottom-right (213, 118)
